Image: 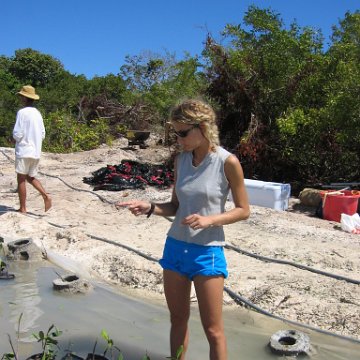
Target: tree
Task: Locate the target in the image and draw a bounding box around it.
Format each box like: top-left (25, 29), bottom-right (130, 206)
top-left (120, 50), bottom-right (205, 128)
top-left (120, 50), bottom-right (178, 93)
top-left (144, 55), bottom-right (205, 122)
top-left (87, 74), bottom-right (128, 103)
top-left (203, 5), bottom-right (329, 187)
top-left (8, 48), bottom-right (64, 87)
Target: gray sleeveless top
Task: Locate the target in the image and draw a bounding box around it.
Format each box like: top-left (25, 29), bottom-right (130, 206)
top-left (167, 146), bottom-right (231, 246)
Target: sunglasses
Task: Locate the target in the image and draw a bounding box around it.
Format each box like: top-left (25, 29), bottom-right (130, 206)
top-left (173, 124), bottom-right (199, 138)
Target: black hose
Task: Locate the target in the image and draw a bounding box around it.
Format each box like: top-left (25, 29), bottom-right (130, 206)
top-left (87, 234), bottom-right (158, 262)
top-left (224, 286), bottom-right (360, 344)
top-left (0, 149), bottom-right (112, 204)
top-left (225, 244), bottom-right (360, 285)
top-left (85, 233), bottom-right (360, 344)
top-left (42, 173), bottom-right (113, 204)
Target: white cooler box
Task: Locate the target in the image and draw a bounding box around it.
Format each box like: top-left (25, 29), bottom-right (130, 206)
top-left (229, 179), bottom-right (291, 210)
top-left (245, 179), bottom-right (291, 210)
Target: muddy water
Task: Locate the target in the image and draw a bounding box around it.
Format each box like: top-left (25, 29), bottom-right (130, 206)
top-left (1, 260), bottom-right (359, 359)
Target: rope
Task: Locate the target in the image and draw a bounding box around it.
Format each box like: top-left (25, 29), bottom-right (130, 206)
top-left (322, 189), bottom-right (348, 208)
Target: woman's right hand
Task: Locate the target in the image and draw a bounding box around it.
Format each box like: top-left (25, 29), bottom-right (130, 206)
top-left (115, 200), bottom-right (151, 216)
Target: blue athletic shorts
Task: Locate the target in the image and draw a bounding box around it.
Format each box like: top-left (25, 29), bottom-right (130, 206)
top-left (159, 236), bottom-right (228, 280)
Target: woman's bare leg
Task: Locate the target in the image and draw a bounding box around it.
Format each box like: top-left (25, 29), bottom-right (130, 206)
top-left (163, 269), bottom-right (192, 359)
top-left (194, 275), bottom-right (227, 360)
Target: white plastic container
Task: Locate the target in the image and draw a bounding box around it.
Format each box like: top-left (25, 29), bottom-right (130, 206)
top-left (245, 179), bottom-right (291, 210)
top-left (229, 179), bottom-right (291, 210)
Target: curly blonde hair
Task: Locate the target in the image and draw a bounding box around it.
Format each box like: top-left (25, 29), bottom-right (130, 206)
top-left (169, 99), bottom-right (219, 151)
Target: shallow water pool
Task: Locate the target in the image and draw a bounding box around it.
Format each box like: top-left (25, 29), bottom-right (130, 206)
top-left (0, 259), bottom-right (359, 359)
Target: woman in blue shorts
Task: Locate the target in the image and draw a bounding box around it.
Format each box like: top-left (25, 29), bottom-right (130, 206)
top-left (117, 99), bottom-right (250, 360)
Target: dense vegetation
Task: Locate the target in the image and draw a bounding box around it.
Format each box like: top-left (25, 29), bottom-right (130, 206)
top-left (1, 6), bottom-right (359, 193)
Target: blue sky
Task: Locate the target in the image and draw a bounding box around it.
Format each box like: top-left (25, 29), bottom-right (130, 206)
top-left (1, 1), bottom-right (359, 79)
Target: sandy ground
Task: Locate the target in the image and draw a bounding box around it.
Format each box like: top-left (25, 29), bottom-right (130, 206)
top-left (1, 138), bottom-right (359, 342)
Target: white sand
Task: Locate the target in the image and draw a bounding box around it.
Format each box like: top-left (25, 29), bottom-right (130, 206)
top-left (1, 139), bottom-right (359, 341)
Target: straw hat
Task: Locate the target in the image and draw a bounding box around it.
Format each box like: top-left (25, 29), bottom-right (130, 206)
top-left (17, 85), bottom-right (40, 100)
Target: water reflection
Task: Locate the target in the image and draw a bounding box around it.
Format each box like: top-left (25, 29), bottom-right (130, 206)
top-left (0, 261), bottom-right (43, 356)
top-left (10, 262), bottom-right (43, 340)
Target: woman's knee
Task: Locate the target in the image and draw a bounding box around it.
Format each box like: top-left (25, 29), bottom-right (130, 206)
top-left (203, 325), bottom-right (225, 344)
top-left (169, 310), bottom-right (190, 327)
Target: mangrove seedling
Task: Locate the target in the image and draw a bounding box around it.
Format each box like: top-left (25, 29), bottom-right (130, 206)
top-left (2, 313), bottom-right (23, 360)
top-left (87, 329), bottom-right (123, 360)
top-left (32, 324), bottom-right (62, 359)
top-left (166, 345), bottom-right (184, 360)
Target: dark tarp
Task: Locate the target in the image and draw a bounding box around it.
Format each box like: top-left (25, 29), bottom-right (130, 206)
top-left (83, 160), bottom-right (174, 191)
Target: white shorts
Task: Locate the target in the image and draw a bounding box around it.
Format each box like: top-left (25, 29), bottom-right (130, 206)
top-left (15, 158), bottom-right (40, 177)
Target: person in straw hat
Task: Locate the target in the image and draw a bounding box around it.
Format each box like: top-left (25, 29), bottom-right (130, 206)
top-left (12, 85), bottom-right (52, 213)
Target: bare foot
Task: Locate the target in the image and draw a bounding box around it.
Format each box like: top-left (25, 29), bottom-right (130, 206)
top-left (16, 208), bottom-right (27, 214)
top-left (44, 196), bottom-right (52, 212)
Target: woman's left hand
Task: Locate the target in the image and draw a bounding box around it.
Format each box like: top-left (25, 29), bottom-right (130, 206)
top-left (182, 214), bottom-right (213, 229)
top-left (115, 200), bottom-right (151, 216)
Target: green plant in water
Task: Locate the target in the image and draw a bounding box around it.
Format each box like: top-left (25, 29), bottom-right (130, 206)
top-left (32, 324), bottom-right (62, 360)
top-left (1, 313), bottom-right (23, 360)
top-left (2, 321), bottom-right (183, 360)
top-left (87, 329), bottom-right (123, 360)
top-left (2, 320), bottom-right (62, 360)
top-left (100, 329), bottom-right (123, 360)
top-left (166, 345), bottom-right (184, 360)
top-left (1, 335), bottom-right (17, 360)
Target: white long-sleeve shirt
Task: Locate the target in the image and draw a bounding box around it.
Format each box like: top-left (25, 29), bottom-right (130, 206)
top-left (13, 107), bottom-right (45, 159)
